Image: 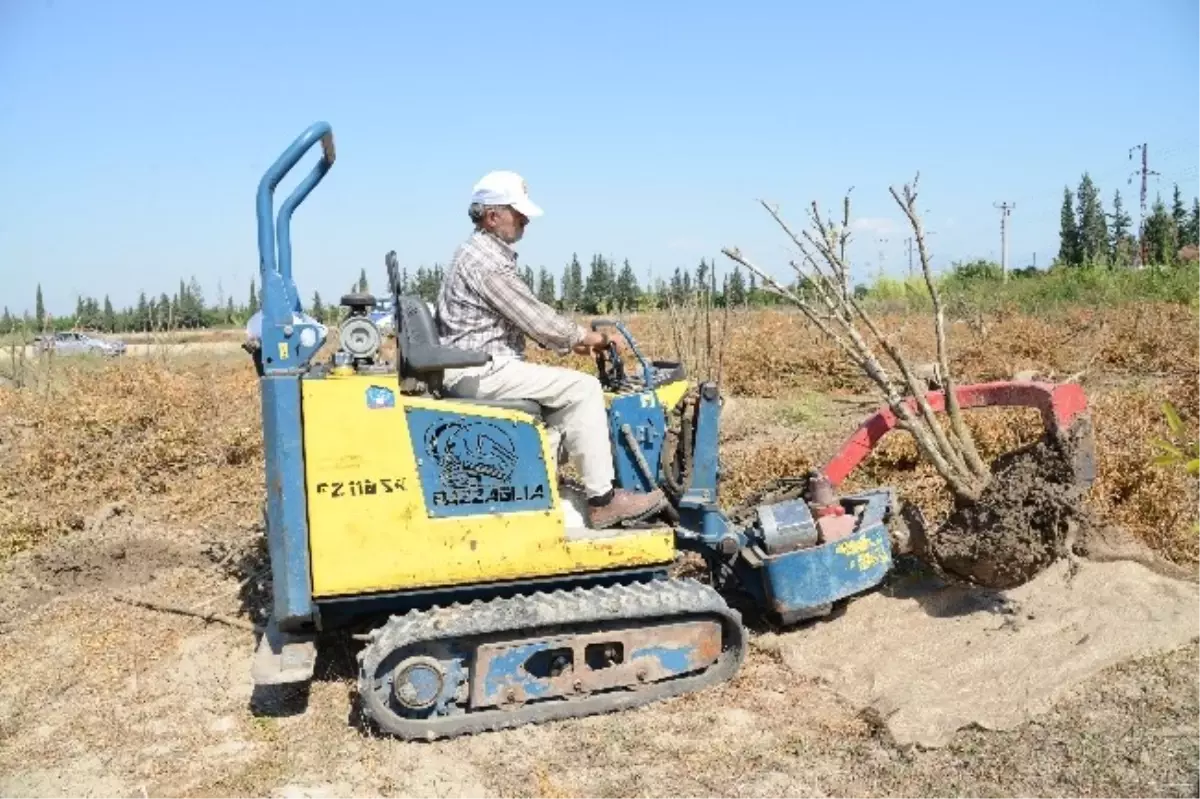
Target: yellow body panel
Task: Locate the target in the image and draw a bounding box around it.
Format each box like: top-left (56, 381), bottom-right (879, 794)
top-left (602, 379), bottom-right (691, 410)
top-left (653, 379), bottom-right (691, 411)
top-left (301, 375), bottom-right (675, 598)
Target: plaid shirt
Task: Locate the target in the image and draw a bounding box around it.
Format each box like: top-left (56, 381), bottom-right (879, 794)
top-left (436, 230), bottom-right (586, 359)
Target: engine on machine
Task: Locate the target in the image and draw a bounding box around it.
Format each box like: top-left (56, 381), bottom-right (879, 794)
top-left (335, 292), bottom-right (384, 369)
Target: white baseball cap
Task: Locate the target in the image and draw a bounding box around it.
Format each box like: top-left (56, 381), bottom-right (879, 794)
top-left (471, 170), bottom-right (543, 218)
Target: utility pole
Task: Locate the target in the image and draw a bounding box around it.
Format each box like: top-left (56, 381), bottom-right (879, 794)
top-left (994, 202), bottom-right (1014, 281)
top-left (1128, 143), bottom-right (1160, 269)
top-left (876, 237), bottom-right (888, 281)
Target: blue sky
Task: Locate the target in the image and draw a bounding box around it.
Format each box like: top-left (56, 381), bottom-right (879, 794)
top-left (2, 0), bottom-right (1197, 316)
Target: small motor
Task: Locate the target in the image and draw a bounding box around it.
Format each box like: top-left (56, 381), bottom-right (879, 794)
top-left (337, 293), bottom-right (382, 366)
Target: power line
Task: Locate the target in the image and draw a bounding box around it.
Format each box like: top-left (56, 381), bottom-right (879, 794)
top-left (993, 202), bottom-right (1015, 282)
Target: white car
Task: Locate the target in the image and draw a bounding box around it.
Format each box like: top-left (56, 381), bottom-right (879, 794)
top-left (34, 331), bottom-right (127, 356)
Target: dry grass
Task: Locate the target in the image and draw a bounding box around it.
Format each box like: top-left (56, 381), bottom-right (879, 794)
top-left (1091, 387), bottom-right (1200, 563)
top-left (0, 304), bottom-right (1196, 798)
top-left (0, 354), bottom-right (263, 560)
top-left (1, 304), bottom-right (1196, 567)
top-left (599, 301), bottom-right (1196, 391)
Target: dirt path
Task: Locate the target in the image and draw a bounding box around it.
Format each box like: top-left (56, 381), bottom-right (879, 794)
top-left (0, 510), bottom-right (1195, 798)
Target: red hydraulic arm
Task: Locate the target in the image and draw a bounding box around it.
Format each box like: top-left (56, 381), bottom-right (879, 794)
top-left (820, 381), bottom-right (1092, 489)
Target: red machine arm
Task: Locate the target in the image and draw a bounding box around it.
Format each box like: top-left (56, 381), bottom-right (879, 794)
top-left (821, 381), bottom-right (1092, 488)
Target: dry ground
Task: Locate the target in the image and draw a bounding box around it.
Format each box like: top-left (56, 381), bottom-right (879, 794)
top-left (0, 305), bottom-right (1197, 797)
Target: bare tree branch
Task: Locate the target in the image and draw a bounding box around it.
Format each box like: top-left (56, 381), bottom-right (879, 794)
top-left (783, 181), bottom-right (982, 488)
top-left (783, 197), bottom-right (976, 480)
top-left (762, 199), bottom-right (845, 299)
top-left (724, 181), bottom-right (994, 502)
top-left (721, 244), bottom-right (983, 500)
top-left (721, 248), bottom-right (861, 366)
top-left (890, 178), bottom-right (990, 481)
top-left (840, 187), bottom-right (854, 289)
top-left (114, 594), bottom-right (261, 632)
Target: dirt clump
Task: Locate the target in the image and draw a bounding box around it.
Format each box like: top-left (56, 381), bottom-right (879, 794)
top-left (922, 425), bottom-right (1093, 589)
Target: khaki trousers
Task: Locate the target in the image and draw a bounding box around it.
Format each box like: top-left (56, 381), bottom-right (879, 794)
top-left (442, 357), bottom-right (615, 498)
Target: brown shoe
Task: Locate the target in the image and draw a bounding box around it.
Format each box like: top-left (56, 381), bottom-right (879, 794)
top-left (587, 488), bottom-right (667, 529)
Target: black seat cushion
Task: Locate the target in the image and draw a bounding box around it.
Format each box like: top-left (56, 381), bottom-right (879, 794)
top-left (396, 295), bottom-right (489, 374)
top-left (392, 294), bottom-right (543, 419)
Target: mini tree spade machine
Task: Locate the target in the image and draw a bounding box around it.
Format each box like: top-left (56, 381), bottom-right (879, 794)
top-left (248, 122), bottom-right (1096, 740)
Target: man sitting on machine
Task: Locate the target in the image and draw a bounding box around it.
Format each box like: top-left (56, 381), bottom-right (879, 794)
top-left (436, 171), bottom-right (666, 529)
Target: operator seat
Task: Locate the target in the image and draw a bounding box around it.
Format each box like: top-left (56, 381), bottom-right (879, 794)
top-left (393, 295), bottom-right (543, 419)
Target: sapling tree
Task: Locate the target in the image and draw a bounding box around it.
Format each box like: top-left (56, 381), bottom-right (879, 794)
top-left (722, 174), bottom-right (992, 502)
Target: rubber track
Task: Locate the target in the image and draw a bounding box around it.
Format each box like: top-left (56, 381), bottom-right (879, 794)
top-left (356, 578), bottom-right (746, 740)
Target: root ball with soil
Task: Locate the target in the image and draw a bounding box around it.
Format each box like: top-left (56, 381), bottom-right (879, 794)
top-left (921, 426), bottom-right (1094, 589)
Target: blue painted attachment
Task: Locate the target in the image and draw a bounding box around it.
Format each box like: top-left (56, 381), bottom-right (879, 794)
top-left (681, 384), bottom-right (721, 508)
top-left (256, 121), bottom-right (335, 375)
top-left (608, 392), bottom-right (668, 493)
top-left (255, 123), bottom-right (336, 630)
top-left (844, 487), bottom-right (894, 530)
top-left (405, 407), bottom-right (554, 518)
top-left (758, 514), bottom-right (893, 617)
top-left (677, 383), bottom-right (741, 548)
top-left (261, 376), bottom-right (315, 628)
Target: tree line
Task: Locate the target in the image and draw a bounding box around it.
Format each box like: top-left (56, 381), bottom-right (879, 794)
top-left (1058, 176), bottom-right (1198, 268)
top-left (0, 255), bottom-right (784, 336)
top-left (3, 278), bottom-right (247, 337)
top-left (384, 253), bottom-right (781, 316)
top-left (5, 171), bottom-right (1196, 337)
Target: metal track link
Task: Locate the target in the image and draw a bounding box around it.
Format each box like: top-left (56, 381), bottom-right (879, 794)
top-left (356, 578), bottom-right (746, 740)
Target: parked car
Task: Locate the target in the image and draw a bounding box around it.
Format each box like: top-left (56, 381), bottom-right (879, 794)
top-left (33, 331), bottom-right (127, 356)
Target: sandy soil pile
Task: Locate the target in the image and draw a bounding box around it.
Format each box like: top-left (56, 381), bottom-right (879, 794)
top-left (766, 556), bottom-right (1199, 748)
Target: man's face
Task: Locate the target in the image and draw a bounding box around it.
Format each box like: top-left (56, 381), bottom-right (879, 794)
top-left (484, 206), bottom-right (528, 244)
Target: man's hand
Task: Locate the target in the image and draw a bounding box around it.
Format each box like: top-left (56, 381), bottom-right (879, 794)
top-left (572, 330), bottom-right (610, 356)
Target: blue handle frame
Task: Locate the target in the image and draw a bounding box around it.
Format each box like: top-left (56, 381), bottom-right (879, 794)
top-left (254, 123), bottom-right (336, 630)
top-left (256, 122), bottom-right (336, 337)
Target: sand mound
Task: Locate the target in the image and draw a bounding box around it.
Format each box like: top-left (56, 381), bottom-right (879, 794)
top-left (768, 558), bottom-right (1199, 748)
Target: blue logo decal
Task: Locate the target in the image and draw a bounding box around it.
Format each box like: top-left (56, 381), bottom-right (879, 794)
top-left (425, 420), bottom-right (519, 492)
top-left (366, 385), bottom-right (395, 409)
top-left (405, 408), bottom-right (553, 517)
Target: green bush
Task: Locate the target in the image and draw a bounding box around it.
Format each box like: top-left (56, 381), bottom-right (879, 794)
top-left (860, 259), bottom-right (1198, 313)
